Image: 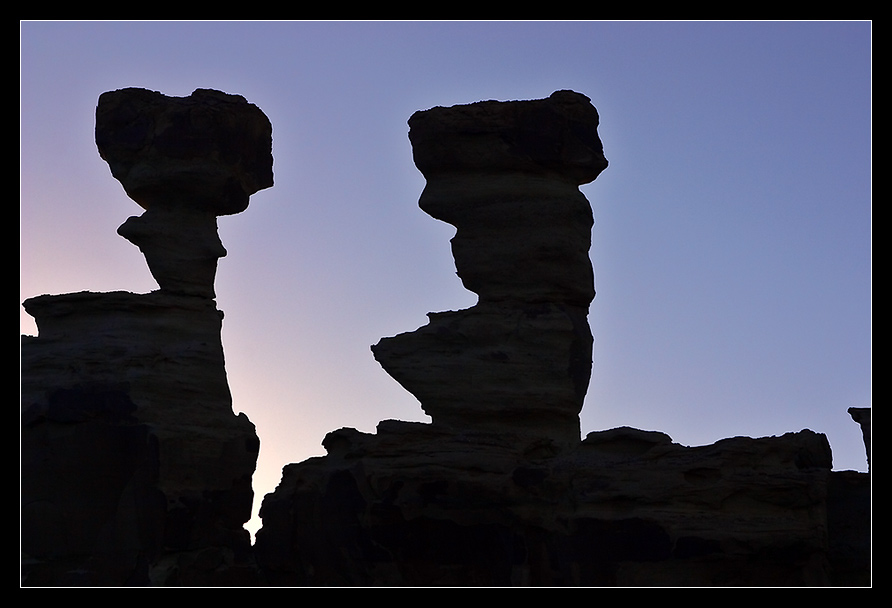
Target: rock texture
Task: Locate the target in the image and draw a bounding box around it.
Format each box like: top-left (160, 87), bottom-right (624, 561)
top-left (21, 88), bottom-right (272, 586)
top-left (372, 91), bottom-right (608, 444)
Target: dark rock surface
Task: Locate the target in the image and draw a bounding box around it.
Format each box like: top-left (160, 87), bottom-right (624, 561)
top-left (21, 292), bottom-right (261, 585)
top-left (255, 91), bottom-right (869, 586)
top-left (95, 87), bottom-right (273, 215)
top-left (96, 88), bottom-right (274, 298)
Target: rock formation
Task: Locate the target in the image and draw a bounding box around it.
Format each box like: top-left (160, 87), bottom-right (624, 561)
top-left (372, 91), bottom-right (608, 444)
top-left (96, 87), bottom-right (274, 298)
top-left (22, 88), bottom-right (870, 587)
top-left (21, 88), bottom-right (272, 586)
top-left (253, 91), bottom-right (870, 587)
top-left (848, 407), bottom-right (871, 471)
top-left (255, 422), bottom-right (863, 586)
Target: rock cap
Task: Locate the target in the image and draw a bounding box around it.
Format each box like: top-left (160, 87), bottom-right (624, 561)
top-left (408, 90), bottom-right (608, 185)
top-left (96, 87), bottom-right (273, 215)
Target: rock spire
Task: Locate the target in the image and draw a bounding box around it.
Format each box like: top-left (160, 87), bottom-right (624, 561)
top-left (372, 90), bottom-right (608, 444)
top-left (21, 88), bottom-right (272, 586)
top-left (95, 87), bottom-right (274, 298)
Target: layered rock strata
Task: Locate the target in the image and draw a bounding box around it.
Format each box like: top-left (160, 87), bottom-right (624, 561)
top-left (22, 87), bottom-right (870, 587)
top-left (96, 87), bottom-right (274, 298)
top-left (371, 91), bottom-right (608, 444)
top-left (255, 422), bottom-right (866, 586)
top-left (255, 91), bottom-right (869, 586)
top-left (21, 88), bottom-right (272, 586)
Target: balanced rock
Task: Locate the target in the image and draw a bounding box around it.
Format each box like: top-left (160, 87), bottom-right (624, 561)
top-left (96, 88), bottom-right (274, 298)
top-left (372, 91), bottom-right (608, 444)
top-left (21, 88), bottom-right (271, 586)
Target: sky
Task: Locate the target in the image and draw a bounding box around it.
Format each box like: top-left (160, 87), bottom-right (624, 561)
top-left (20, 21), bottom-right (872, 538)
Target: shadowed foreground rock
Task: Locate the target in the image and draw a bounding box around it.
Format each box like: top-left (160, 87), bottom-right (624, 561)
top-left (21, 88), bottom-right (272, 586)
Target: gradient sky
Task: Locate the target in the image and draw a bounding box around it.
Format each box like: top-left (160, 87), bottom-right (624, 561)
top-left (21, 21), bottom-right (872, 537)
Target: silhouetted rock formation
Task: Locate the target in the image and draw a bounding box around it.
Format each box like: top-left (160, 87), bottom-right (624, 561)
top-left (96, 87), bottom-right (273, 298)
top-left (255, 422), bottom-right (862, 586)
top-left (21, 88), bottom-right (870, 587)
top-left (253, 91), bottom-right (870, 587)
top-left (21, 88), bottom-right (271, 586)
top-left (372, 91), bottom-right (607, 444)
top-left (848, 407), bottom-right (871, 471)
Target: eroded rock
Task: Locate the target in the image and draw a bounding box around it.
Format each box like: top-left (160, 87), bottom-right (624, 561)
top-left (372, 91), bottom-right (608, 444)
top-left (95, 87), bottom-right (273, 215)
top-left (96, 88), bottom-right (273, 297)
top-left (21, 87), bottom-right (271, 586)
top-left (254, 422), bottom-right (844, 586)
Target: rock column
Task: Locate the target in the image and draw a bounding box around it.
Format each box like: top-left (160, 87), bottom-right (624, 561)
top-left (21, 88), bottom-right (273, 586)
top-left (372, 90), bottom-right (608, 445)
top-left (95, 87), bottom-right (274, 298)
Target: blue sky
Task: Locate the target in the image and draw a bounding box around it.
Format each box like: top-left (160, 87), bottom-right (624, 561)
top-left (21, 21), bottom-right (871, 536)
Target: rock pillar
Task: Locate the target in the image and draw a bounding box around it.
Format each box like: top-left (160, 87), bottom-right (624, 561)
top-left (21, 88), bottom-right (273, 586)
top-left (95, 87), bottom-right (274, 297)
top-left (372, 90), bottom-right (608, 445)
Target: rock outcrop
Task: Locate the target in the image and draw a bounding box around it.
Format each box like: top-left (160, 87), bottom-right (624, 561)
top-left (253, 91), bottom-right (870, 587)
top-left (255, 422), bottom-right (860, 586)
top-left (96, 87), bottom-right (273, 298)
top-left (371, 91), bottom-right (608, 445)
top-left (21, 88), bottom-right (272, 586)
top-left (848, 407), bottom-right (871, 471)
top-left (22, 88), bottom-right (870, 587)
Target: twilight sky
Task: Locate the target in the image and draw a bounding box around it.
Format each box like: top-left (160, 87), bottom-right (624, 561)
top-left (20, 21), bottom-right (872, 537)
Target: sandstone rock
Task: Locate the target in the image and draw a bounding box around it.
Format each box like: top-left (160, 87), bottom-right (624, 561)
top-left (254, 422), bottom-right (847, 586)
top-left (21, 291), bottom-right (260, 585)
top-left (21, 87), bottom-right (271, 585)
top-left (95, 87), bottom-right (273, 215)
top-left (373, 301), bottom-right (592, 440)
top-left (372, 91), bottom-right (608, 444)
top-left (23, 87), bottom-right (870, 587)
top-left (96, 88), bottom-right (274, 298)
top-left (255, 91), bottom-right (869, 587)
top-left (116, 208), bottom-right (226, 299)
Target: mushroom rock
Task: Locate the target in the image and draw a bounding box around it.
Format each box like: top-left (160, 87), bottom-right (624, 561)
top-left (372, 90), bottom-right (608, 445)
top-left (96, 87), bottom-right (274, 298)
top-left (95, 87), bottom-right (273, 215)
top-left (21, 88), bottom-right (271, 586)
